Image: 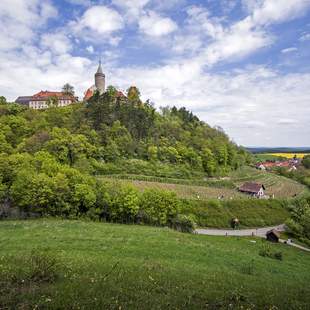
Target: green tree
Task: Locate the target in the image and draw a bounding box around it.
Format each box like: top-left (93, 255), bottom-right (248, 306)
top-left (140, 189), bottom-right (180, 225)
top-left (201, 148), bottom-right (216, 176)
top-left (0, 96), bottom-right (7, 104)
top-left (62, 83), bottom-right (75, 96)
top-left (302, 155), bottom-right (310, 169)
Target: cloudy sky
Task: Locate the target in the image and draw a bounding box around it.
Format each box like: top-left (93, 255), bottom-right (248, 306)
top-left (0, 0), bottom-right (310, 147)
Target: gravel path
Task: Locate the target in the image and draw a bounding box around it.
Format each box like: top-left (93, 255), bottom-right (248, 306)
top-left (196, 224), bottom-right (310, 252)
top-left (196, 224), bottom-right (286, 237)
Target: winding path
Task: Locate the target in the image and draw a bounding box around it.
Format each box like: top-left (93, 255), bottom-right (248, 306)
top-left (196, 224), bottom-right (285, 237)
top-left (196, 224), bottom-right (310, 252)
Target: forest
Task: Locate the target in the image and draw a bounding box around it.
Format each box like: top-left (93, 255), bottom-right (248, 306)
top-left (0, 88), bottom-right (251, 229)
top-left (0, 88), bottom-right (309, 242)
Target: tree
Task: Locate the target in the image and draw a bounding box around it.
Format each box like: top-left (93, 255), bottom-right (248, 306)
top-left (62, 83), bottom-right (75, 96)
top-left (127, 86), bottom-right (141, 102)
top-left (106, 85), bottom-right (117, 97)
top-left (140, 189), bottom-right (180, 225)
top-left (302, 155), bottom-right (310, 169)
top-left (201, 147), bottom-right (216, 176)
top-left (0, 96), bottom-right (7, 104)
top-left (46, 96), bottom-right (59, 107)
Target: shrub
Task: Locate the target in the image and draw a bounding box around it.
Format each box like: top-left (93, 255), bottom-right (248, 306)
top-left (140, 189), bottom-right (180, 226)
top-left (109, 184), bottom-right (140, 223)
top-left (259, 243), bottom-right (283, 261)
top-left (170, 214), bottom-right (197, 233)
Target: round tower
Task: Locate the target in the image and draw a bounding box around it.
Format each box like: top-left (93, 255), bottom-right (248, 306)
top-left (95, 60), bottom-right (105, 94)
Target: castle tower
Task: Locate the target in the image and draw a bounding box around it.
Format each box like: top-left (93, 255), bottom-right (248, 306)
top-left (95, 60), bottom-right (105, 94)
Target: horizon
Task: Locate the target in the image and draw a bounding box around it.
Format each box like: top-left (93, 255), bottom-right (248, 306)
top-left (0, 0), bottom-right (310, 147)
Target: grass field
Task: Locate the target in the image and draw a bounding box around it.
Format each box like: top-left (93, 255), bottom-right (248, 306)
top-left (0, 219), bottom-right (309, 309)
top-left (102, 167), bottom-right (307, 200)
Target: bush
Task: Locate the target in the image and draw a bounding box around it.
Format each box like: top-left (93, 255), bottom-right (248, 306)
top-left (109, 184), bottom-right (140, 223)
top-left (259, 243), bottom-right (283, 261)
top-left (139, 189), bottom-right (180, 226)
top-left (170, 214), bottom-right (197, 233)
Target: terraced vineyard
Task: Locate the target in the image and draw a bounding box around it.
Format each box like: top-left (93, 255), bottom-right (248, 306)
top-left (102, 166), bottom-right (307, 200)
top-left (230, 167), bottom-right (307, 198)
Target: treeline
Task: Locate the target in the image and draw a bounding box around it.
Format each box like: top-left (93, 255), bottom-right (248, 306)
top-left (0, 150), bottom-right (194, 232)
top-left (0, 88), bottom-right (251, 178)
top-left (0, 88), bottom-right (251, 230)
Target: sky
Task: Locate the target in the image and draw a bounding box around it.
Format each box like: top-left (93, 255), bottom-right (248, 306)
top-left (0, 0), bottom-right (310, 147)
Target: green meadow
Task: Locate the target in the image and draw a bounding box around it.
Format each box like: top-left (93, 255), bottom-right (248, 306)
top-left (1, 219), bottom-right (309, 309)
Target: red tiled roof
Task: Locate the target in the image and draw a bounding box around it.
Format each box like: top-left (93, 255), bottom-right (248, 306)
top-left (83, 88), bottom-right (94, 101)
top-left (32, 91), bottom-right (74, 100)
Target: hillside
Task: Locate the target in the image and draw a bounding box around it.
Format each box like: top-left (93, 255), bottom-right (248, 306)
top-left (1, 219), bottom-right (309, 309)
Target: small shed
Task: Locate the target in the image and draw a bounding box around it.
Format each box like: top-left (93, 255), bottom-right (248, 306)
top-left (257, 164), bottom-right (266, 171)
top-left (238, 182), bottom-right (266, 198)
top-left (266, 229), bottom-right (280, 243)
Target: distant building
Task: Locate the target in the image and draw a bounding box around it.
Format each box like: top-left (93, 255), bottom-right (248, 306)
top-left (15, 96), bottom-right (33, 106)
top-left (15, 91), bottom-right (76, 110)
top-left (266, 229), bottom-right (280, 242)
top-left (84, 61), bottom-right (106, 101)
top-left (257, 164), bottom-right (266, 171)
top-left (239, 182), bottom-right (265, 198)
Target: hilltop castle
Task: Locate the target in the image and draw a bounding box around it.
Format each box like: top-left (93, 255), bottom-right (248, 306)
top-left (15, 61), bottom-right (126, 108)
top-left (84, 61), bottom-right (106, 101)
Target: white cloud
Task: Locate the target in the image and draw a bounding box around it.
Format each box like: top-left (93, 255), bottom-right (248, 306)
top-left (299, 33), bottom-right (310, 41)
top-left (277, 118), bottom-right (297, 125)
top-left (113, 0), bottom-right (150, 21)
top-left (75, 5), bottom-right (124, 35)
top-left (0, 0), bottom-right (57, 51)
top-left (139, 11), bottom-right (177, 37)
top-left (250, 0), bottom-right (310, 26)
top-left (281, 47), bottom-right (298, 54)
top-left (86, 45), bottom-right (94, 53)
top-left (41, 33), bottom-right (72, 55)
top-left (175, 1), bottom-right (310, 66)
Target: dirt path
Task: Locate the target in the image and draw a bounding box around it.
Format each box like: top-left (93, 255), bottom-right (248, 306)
top-left (196, 224), bottom-right (285, 237)
top-left (196, 224), bottom-right (310, 252)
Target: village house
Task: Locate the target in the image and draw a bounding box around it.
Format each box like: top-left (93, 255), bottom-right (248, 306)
top-left (238, 182), bottom-right (266, 198)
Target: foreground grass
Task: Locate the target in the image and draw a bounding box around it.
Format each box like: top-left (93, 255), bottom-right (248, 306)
top-left (0, 219), bottom-right (309, 309)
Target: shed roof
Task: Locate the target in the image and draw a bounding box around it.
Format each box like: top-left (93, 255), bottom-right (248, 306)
top-left (266, 229), bottom-right (280, 238)
top-left (239, 182), bottom-right (265, 193)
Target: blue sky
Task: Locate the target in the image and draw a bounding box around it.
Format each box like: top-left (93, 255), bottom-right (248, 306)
top-left (0, 0), bottom-right (310, 146)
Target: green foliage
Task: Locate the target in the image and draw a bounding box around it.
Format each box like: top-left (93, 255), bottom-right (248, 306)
top-left (62, 83), bottom-right (75, 96)
top-left (139, 189), bottom-right (180, 225)
top-left (108, 184), bottom-right (140, 223)
top-left (0, 96), bottom-right (7, 104)
top-left (259, 243), bottom-right (283, 260)
top-left (286, 196), bottom-right (310, 245)
top-left (302, 155), bottom-right (310, 169)
top-left (170, 214), bottom-right (196, 233)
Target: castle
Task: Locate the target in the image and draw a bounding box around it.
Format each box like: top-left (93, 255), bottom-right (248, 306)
top-left (83, 60), bottom-right (106, 101)
top-left (15, 61), bottom-right (107, 109)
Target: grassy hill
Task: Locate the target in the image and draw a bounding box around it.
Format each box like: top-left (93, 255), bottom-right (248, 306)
top-left (1, 219), bottom-right (309, 309)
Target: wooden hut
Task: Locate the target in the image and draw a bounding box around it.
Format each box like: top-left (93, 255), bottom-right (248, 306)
top-left (238, 182), bottom-right (265, 198)
top-left (266, 229), bottom-right (280, 242)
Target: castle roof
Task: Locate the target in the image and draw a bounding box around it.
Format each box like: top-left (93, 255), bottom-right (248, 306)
top-left (32, 91), bottom-right (75, 100)
top-left (96, 60), bottom-right (104, 75)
